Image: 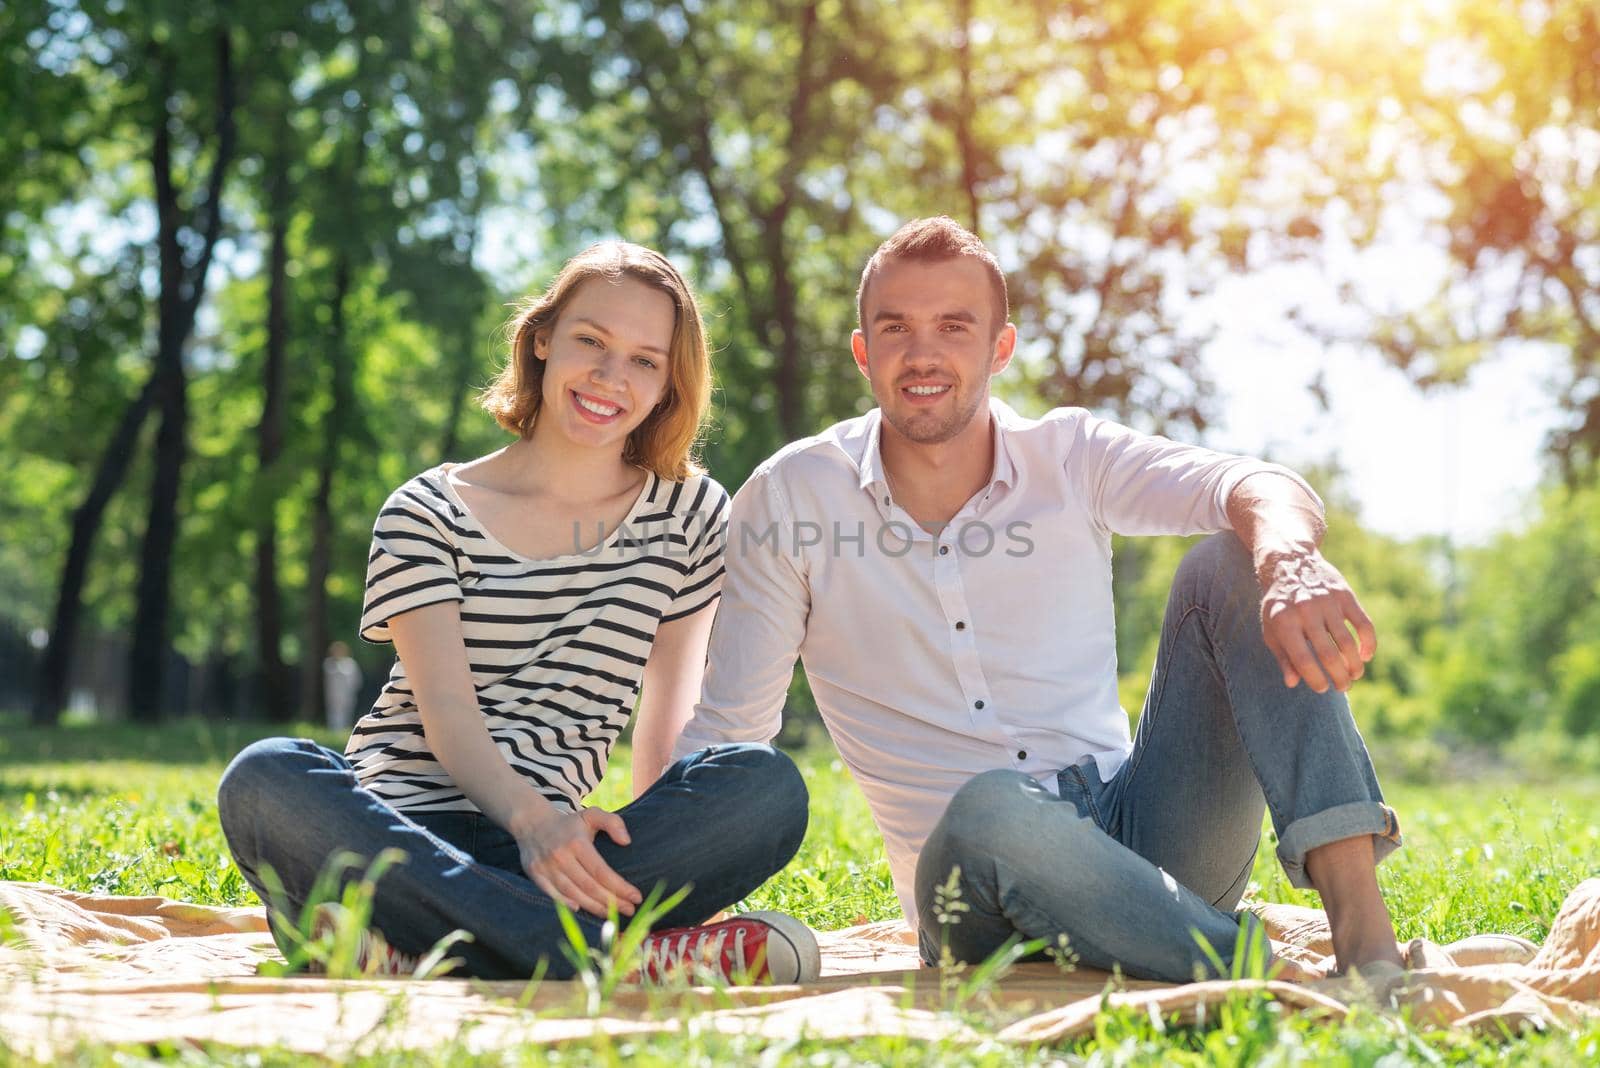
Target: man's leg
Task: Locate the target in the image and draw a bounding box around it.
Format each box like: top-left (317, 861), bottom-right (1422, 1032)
top-left (914, 769), bottom-right (1264, 980)
top-left (1106, 532), bottom-right (1402, 973)
top-left (913, 532), bottom-right (1402, 981)
top-left (218, 737), bottom-right (809, 979)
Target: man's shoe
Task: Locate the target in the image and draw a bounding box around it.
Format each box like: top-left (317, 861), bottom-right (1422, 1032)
top-left (640, 910), bottom-right (821, 984)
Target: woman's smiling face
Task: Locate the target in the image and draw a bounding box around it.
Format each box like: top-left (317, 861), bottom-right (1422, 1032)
top-left (535, 275), bottom-right (676, 453)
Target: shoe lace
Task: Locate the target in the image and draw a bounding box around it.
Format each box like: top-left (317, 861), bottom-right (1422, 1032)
top-left (646, 924), bottom-right (751, 980)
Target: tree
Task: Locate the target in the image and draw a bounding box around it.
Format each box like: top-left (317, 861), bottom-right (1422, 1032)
top-left (1297, 2), bottom-right (1600, 471)
top-left (12, 2), bottom-right (241, 724)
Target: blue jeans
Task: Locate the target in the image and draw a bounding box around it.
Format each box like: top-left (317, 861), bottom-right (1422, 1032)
top-left (913, 533), bottom-right (1402, 981)
top-left (217, 740), bottom-right (808, 980)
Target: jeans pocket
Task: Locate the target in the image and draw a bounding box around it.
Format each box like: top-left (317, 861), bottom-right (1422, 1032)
top-left (1056, 764), bottom-right (1110, 833)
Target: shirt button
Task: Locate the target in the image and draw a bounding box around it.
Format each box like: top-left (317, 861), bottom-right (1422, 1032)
top-left (974, 700), bottom-right (984, 710)
top-left (939, 545), bottom-right (950, 555)
top-left (883, 495), bottom-right (890, 506)
top-left (1017, 750), bottom-right (1028, 760)
top-left (955, 621), bottom-right (966, 631)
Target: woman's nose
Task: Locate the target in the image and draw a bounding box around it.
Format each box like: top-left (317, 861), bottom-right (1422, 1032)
top-left (590, 350), bottom-right (622, 384)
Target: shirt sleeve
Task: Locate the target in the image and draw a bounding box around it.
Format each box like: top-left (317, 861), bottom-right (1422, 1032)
top-left (358, 481), bottom-right (465, 644)
top-left (661, 477), bottom-right (730, 623)
top-left (1066, 413), bottom-right (1323, 536)
top-left (670, 466), bottom-right (810, 761)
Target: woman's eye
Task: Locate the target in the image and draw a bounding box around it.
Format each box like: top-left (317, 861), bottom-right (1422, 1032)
top-left (577, 335), bottom-right (602, 347)
top-left (634, 356), bottom-right (658, 369)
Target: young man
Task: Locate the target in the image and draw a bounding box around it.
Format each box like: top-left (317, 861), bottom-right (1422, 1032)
top-left (671, 217), bottom-right (1403, 981)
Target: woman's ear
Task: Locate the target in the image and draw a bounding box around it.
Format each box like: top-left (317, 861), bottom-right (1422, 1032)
top-left (532, 327), bottom-right (550, 361)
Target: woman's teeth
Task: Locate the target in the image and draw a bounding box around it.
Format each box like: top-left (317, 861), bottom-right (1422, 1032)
top-left (575, 394), bottom-right (622, 416)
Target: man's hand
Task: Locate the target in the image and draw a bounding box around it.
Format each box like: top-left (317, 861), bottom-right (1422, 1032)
top-left (1257, 549), bottom-right (1377, 693)
top-left (512, 804), bottom-right (643, 918)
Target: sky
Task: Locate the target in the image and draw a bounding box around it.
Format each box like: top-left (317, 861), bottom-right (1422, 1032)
top-left (1200, 284), bottom-right (1564, 546)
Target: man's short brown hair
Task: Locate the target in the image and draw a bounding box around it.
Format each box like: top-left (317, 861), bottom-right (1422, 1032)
top-left (855, 216), bottom-right (1009, 335)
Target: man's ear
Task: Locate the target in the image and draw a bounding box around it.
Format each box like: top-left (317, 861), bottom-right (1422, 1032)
top-left (850, 330), bottom-right (871, 379)
top-left (989, 323), bottom-right (1018, 376)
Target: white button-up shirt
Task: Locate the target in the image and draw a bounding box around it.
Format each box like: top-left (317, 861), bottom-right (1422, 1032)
top-left (672, 398), bottom-right (1319, 922)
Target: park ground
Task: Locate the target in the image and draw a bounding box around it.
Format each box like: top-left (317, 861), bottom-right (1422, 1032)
top-left (1, 719), bottom-right (1598, 1065)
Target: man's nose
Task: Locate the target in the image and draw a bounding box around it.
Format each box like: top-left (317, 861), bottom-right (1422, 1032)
top-left (903, 332), bottom-right (939, 367)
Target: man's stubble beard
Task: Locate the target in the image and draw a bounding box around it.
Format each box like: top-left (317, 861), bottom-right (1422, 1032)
top-left (881, 381), bottom-right (988, 445)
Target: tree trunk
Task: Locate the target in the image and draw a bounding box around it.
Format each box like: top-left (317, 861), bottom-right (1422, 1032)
top-left (127, 28), bottom-right (238, 722)
top-left (128, 349), bottom-right (189, 722)
top-left (254, 128), bottom-right (292, 722)
top-left (299, 254), bottom-right (353, 726)
top-left (763, 205), bottom-right (804, 439)
top-left (766, 1), bottom-right (819, 440)
top-left (955, 0), bottom-right (982, 236)
top-left (437, 321), bottom-right (477, 465)
top-left (31, 375), bottom-right (161, 725)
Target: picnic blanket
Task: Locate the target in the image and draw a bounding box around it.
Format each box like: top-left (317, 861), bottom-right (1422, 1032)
top-left (2, 879), bottom-right (1598, 1057)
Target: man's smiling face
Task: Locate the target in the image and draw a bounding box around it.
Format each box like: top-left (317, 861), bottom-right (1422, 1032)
top-left (852, 256), bottom-right (1015, 445)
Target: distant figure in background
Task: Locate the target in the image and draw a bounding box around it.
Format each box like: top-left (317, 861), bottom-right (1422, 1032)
top-left (322, 641), bottom-right (362, 732)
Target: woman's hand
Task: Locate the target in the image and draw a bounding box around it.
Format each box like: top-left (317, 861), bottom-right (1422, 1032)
top-left (512, 803), bottom-right (643, 918)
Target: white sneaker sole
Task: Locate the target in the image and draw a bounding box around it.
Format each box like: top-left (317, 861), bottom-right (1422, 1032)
top-left (740, 910), bottom-right (822, 984)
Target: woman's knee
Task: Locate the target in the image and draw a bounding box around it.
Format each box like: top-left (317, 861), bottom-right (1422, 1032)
top-left (216, 737), bottom-right (318, 834)
top-left (707, 743), bottom-right (810, 849)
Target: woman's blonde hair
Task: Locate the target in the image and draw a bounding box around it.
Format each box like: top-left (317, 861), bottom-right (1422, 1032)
top-left (481, 242), bottom-right (712, 481)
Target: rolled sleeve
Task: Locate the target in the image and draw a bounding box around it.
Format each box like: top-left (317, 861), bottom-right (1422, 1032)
top-left (1070, 414), bottom-right (1320, 536)
top-left (1217, 461), bottom-right (1325, 519)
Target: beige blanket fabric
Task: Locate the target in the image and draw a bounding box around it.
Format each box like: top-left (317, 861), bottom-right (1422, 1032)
top-left (2, 880), bottom-right (1598, 1057)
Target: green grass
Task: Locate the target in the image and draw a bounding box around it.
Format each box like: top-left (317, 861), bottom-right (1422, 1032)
top-left (2, 719), bottom-right (1599, 1064)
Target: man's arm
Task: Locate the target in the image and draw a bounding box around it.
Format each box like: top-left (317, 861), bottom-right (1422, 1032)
top-left (666, 469), bottom-right (811, 765)
top-left (1225, 471), bottom-right (1376, 694)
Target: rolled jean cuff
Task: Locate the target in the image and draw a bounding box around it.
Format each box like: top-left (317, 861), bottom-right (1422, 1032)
top-left (1276, 801), bottom-right (1403, 889)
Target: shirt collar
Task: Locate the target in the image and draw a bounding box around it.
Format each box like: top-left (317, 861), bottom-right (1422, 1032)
top-left (858, 396), bottom-right (1020, 497)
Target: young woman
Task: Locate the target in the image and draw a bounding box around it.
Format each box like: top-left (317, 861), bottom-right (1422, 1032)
top-left (217, 243), bottom-right (815, 982)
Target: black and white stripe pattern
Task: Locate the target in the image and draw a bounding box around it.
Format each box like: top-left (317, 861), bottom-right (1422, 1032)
top-left (347, 464), bottom-right (729, 814)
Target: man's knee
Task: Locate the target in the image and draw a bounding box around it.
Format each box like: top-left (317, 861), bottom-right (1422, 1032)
top-left (942, 769), bottom-right (1038, 839)
top-left (915, 770), bottom-right (1039, 916)
top-left (1174, 532), bottom-right (1257, 607)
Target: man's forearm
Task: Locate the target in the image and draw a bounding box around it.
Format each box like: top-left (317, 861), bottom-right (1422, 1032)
top-left (1225, 470), bottom-right (1327, 588)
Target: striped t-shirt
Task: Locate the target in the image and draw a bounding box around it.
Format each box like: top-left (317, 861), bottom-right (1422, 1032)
top-left (347, 463), bottom-right (729, 814)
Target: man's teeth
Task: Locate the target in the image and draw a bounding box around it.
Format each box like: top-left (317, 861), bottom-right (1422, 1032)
top-left (576, 394), bottom-right (622, 416)
top-left (906, 385), bottom-right (950, 395)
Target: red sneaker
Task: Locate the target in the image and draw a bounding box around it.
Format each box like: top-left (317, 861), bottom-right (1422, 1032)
top-left (640, 910), bottom-right (821, 984)
top-left (301, 904), bottom-right (421, 977)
